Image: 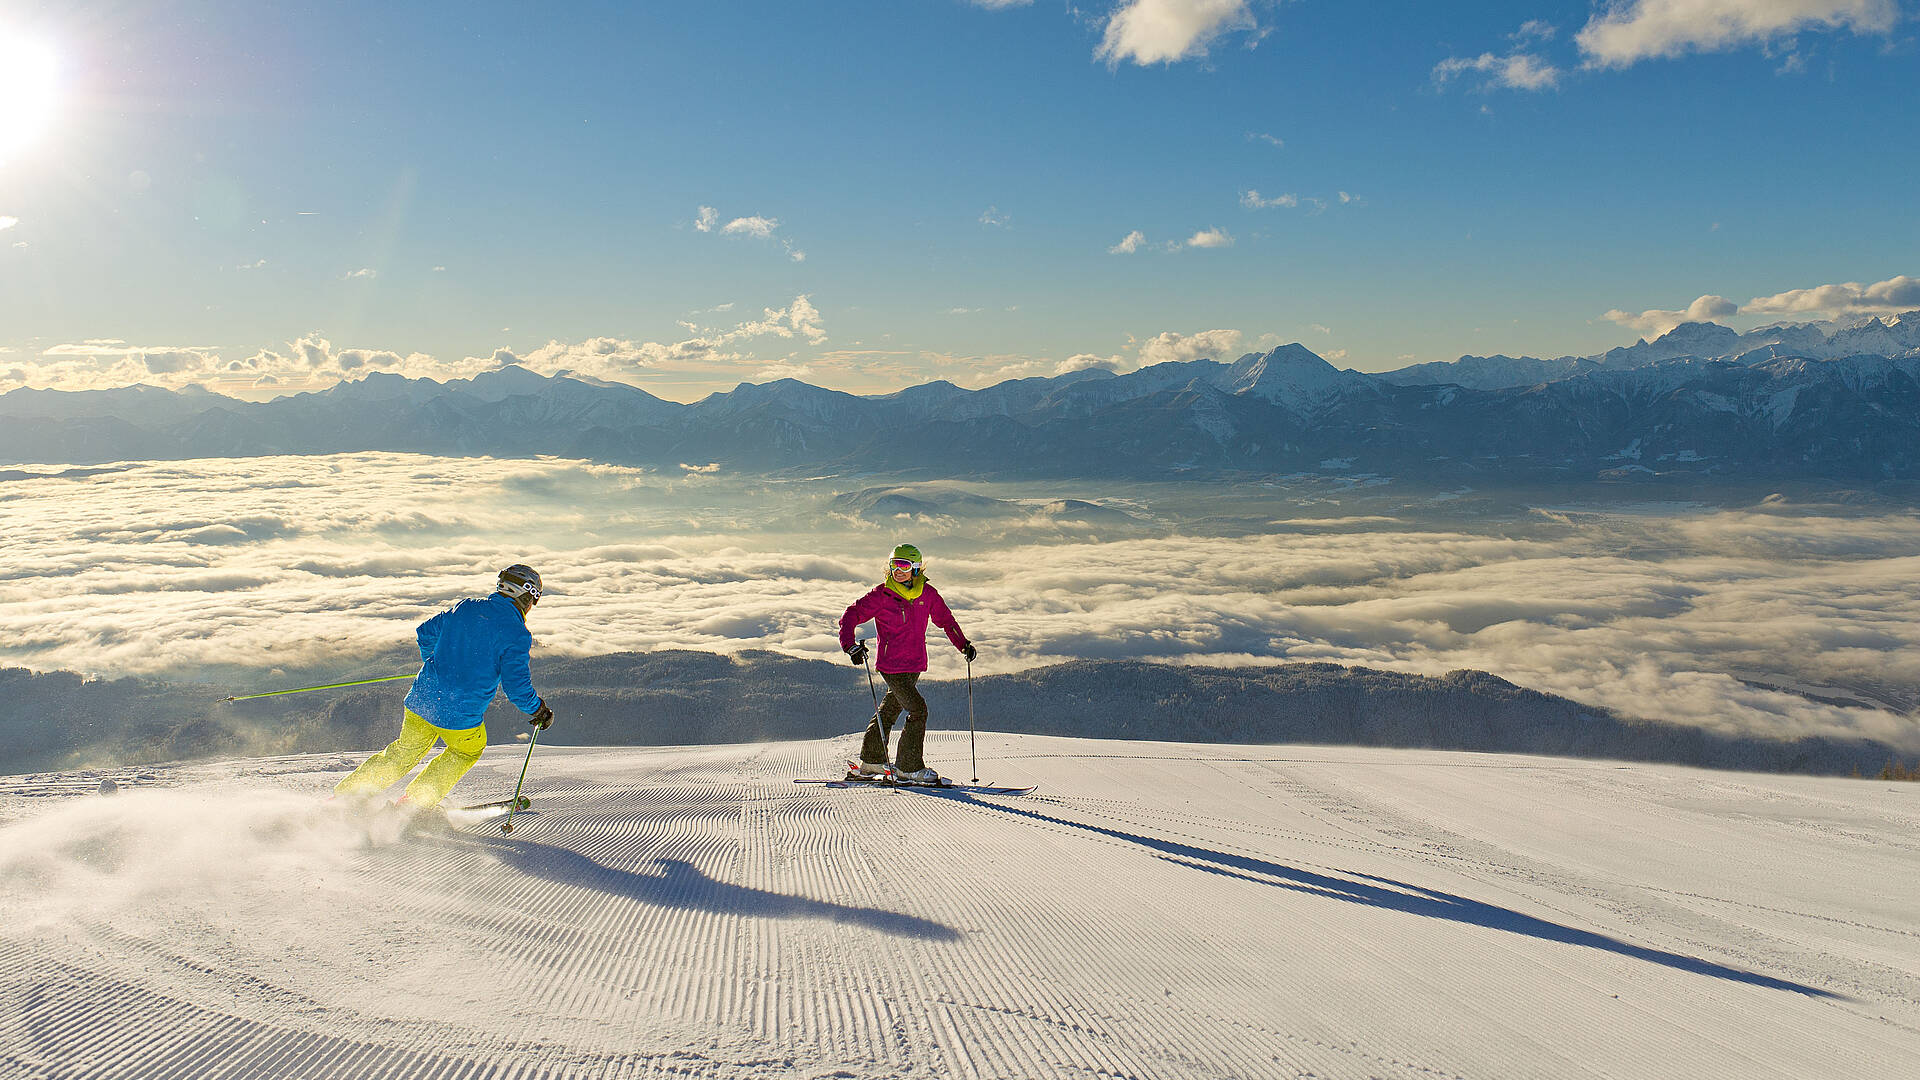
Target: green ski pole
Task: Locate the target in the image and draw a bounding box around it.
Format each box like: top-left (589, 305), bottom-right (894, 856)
top-left (501, 727), bottom-right (539, 834)
top-left (225, 673), bottom-right (414, 702)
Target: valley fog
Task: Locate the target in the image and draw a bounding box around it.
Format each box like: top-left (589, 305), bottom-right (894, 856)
top-left (2, 452), bottom-right (1916, 747)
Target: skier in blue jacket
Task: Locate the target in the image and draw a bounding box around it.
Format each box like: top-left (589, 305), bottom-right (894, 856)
top-left (334, 564), bottom-right (554, 808)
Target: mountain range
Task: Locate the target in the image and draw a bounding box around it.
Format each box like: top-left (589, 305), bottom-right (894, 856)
top-left (4, 311), bottom-right (1918, 481)
top-left (5, 650), bottom-right (1902, 778)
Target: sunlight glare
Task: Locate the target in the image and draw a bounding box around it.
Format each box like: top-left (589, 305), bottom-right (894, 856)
top-left (0, 34), bottom-right (59, 162)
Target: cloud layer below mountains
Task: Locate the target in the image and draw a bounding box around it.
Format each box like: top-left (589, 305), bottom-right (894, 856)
top-left (4, 454), bottom-right (1915, 749)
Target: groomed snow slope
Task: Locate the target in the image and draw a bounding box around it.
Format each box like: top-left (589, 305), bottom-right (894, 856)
top-left (3, 733), bottom-right (1917, 1079)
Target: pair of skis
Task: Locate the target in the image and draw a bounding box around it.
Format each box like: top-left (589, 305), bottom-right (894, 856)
top-left (379, 794), bottom-right (532, 829)
top-left (793, 761), bottom-right (1036, 797)
top-left (438, 794), bottom-right (532, 830)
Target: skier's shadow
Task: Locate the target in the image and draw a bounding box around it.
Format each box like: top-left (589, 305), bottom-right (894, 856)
top-left (456, 833), bottom-right (960, 942)
top-left (942, 793), bottom-right (1841, 998)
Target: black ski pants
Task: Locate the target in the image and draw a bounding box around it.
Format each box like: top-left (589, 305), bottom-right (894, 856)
top-left (860, 671), bottom-right (928, 772)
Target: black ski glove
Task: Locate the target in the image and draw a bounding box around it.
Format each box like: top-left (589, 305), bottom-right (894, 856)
top-left (961, 643), bottom-right (977, 662)
top-left (529, 700), bottom-right (554, 730)
top-left (847, 642), bottom-right (869, 666)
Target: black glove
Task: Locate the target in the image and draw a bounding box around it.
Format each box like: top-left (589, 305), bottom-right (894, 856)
top-left (528, 700), bottom-right (554, 730)
top-left (961, 643), bottom-right (977, 663)
top-left (847, 642), bottom-right (869, 666)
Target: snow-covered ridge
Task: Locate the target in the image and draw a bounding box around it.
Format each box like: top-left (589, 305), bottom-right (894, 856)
top-left (4, 330), bottom-right (1920, 479)
top-left (1382, 309), bottom-right (1920, 390)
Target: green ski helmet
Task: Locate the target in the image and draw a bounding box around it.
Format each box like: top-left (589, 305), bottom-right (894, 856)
top-left (888, 544), bottom-right (923, 579)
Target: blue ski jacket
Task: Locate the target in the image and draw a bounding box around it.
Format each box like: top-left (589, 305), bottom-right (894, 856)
top-left (402, 592), bottom-right (543, 730)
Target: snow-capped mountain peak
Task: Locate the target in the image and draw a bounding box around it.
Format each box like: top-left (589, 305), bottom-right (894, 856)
top-left (1222, 343), bottom-right (1375, 411)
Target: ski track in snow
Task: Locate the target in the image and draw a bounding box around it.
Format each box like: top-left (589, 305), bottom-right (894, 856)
top-left (3, 733), bottom-right (1918, 1079)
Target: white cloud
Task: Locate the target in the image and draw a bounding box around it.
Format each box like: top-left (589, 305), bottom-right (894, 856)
top-left (344, 268), bottom-right (377, 279)
top-left (753, 359), bottom-right (816, 382)
top-left (246, 334), bottom-right (438, 380)
top-left (1108, 229), bottom-right (1146, 254)
top-left (1057, 353), bottom-right (1126, 374)
top-left (0, 215), bottom-right (17, 230)
top-left (1246, 131), bottom-right (1284, 148)
top-left (28, 341), bottom-right (230, 386)
top-left (979, 206), bottom-right (1010, 227)
top-left (4, 293), bottom-right (831, 395)
top-left (14, 335), bottom-right (440, 392)
top-left (985, 332), bottom-right (1241, 381)
top-left (697, 205), bottom-right (804, 260)
top-left (976, 352), bottom-right (1126, 382)
top-left (721, 215), bottom-right (779, 239)
top-left (1602, 294), bottom-right (1739, 336)
top-left (509, 337), bottom-right (668, 377)
top-left (1511, 19), bottom-right (1558, 44)
top-left (1577, 0), bottom-right (1900, 68)
top-left (1594, 278), bottom-right (1918, 338)
top-left (1096, 0), bottom-right (1259, 66)
top-left (1240, 189), bottom-right (1298, 209)
top-left (1184, 227), bottom-right (1234, 248)
top-left (967, 0), bottom-right (1033, 7)
top-left (238, 259), bottom-right (266, 270)
top-left (1743, 274), bottom-right (1920, 316)
top-left (1433, 50), bottom-right (1563, 91)
top-left (502, 296), bottom-right (829, 382)
top-left (5, 461), bottom-right (1915, 750)
top-left (1135, 328), bottom-right (1244, 366)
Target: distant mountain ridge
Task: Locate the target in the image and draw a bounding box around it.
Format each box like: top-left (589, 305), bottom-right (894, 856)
top-left (4, 311), bottom-right (1919, 481)
top-left (1377, 309), bottom-right (1920, 390)
top-left (1, 652), bottom-right (1901, 778)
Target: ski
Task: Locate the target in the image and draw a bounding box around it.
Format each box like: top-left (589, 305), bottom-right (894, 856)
top-left (790, 762), bottom-right (1035, 796)
top-left (401, 796), bottom-right (531, 830)
top-left (458, 795), bottom-right (532, 812)
top-left (870, 762), bottom-right (1036, 795)
top-left (887, 780), bottom-right (1037, 797)
top-left (437, 801), bottom-right (540, 829)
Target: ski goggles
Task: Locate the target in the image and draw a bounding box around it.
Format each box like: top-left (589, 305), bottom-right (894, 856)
top-left (889, 558), bottom-right (921, 573)
top-left (500, 578), bottom-right (543, 602)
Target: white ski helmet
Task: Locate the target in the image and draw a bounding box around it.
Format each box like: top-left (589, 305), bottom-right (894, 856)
top-left (497, 564), bottom-right (543, 603)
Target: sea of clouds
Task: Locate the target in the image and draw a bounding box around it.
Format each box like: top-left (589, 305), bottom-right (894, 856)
top-left (2, 453), bottom-right (1916, 748)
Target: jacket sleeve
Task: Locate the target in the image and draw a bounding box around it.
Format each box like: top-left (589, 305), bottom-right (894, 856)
top-left (498, 628), bottom-right (542, 714)
top-left (839, 589), bottom-right (879, 651)
top-left (416, 610), bottom-right (448, 662)
top-left (927, 585), bottom-right (969, 651)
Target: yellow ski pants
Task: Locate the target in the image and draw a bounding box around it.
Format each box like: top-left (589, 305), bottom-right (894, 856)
top-left (333, 710), bottom-right (487, 808)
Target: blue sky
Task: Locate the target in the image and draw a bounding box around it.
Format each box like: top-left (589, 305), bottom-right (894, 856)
top-left (0, 0), bottom-right (1914, 400)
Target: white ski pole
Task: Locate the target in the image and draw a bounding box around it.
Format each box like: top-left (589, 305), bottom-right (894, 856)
top-left (967, 656), bottom-right (978, 783)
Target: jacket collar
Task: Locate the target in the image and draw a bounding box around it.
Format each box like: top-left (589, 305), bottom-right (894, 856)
top-left (491, 590), bottom-right (529, 621)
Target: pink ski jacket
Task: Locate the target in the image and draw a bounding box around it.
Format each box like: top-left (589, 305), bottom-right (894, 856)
top-left (839, 581), bottom-right (970, 674)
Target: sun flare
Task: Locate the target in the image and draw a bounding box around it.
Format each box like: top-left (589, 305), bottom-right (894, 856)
top-left (0, 34), bottom-right (59, 162)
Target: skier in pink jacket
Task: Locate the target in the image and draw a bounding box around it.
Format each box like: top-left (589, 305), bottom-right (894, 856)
top-left (838, 543), bottom-right (975, 782)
